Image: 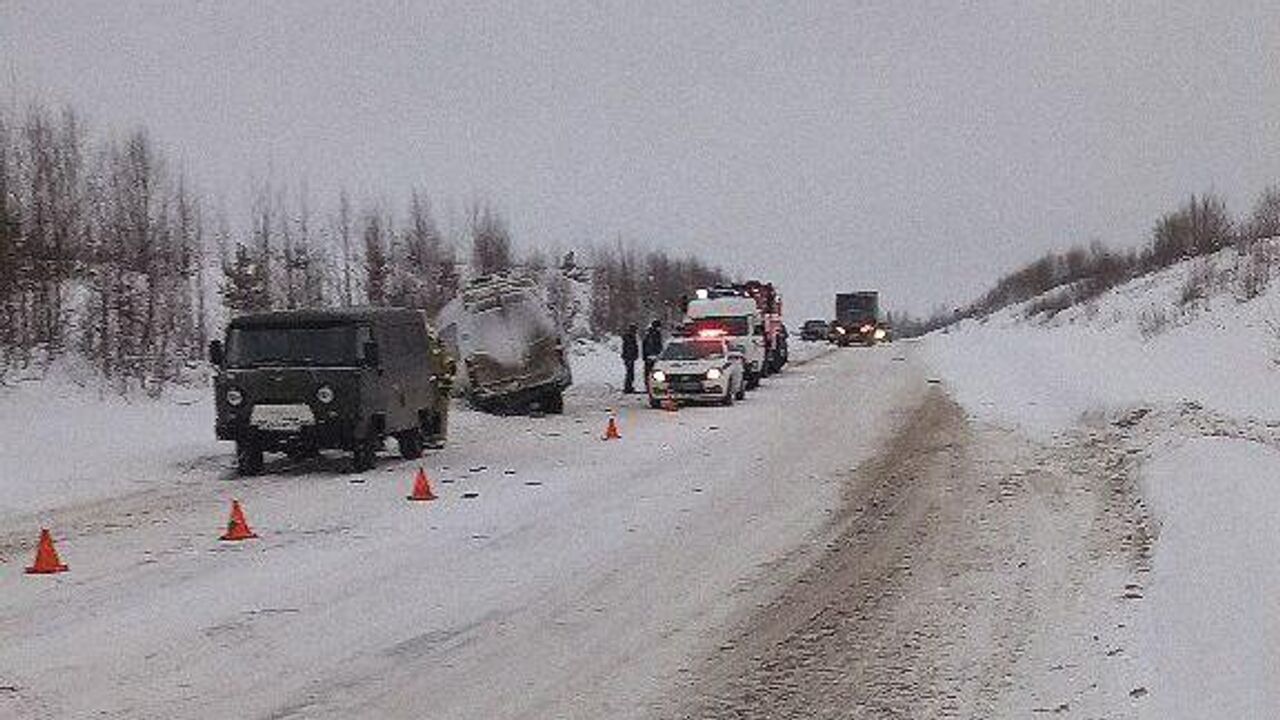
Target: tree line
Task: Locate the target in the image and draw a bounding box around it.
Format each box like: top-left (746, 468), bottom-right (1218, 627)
top-left (894, 186), bottom-right (1280, 336)
top-left (0, 100), bottom-right (731, 392)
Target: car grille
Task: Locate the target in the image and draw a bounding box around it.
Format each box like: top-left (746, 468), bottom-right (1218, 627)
top-left (666, 373), bottom-right (708, 392)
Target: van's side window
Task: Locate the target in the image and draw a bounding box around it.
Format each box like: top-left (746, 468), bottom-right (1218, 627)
top-left (356, 325), bottom-right (374, 364)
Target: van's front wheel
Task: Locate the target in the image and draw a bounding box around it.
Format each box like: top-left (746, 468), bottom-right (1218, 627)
top-left (236, 441), bottom-right (264, 476)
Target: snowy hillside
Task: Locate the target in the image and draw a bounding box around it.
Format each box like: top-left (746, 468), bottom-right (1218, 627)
top-left (925, 240), bottom-right (1280, 718)
top-left (928, 239), bottom-right (1280, 434)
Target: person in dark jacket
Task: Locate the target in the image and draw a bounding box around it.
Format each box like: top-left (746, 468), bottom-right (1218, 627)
top-left (621, 323), bottom-right (640, 393)
top-left (642, 320), bottom-right (664, 390)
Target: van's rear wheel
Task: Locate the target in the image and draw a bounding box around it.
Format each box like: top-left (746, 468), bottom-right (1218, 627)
top-left (397, 430), bottom-right (423, 460)
top-left (352, 439), bottom-right (378, 472)
top-left (236, 441), bottom-right (264, 476)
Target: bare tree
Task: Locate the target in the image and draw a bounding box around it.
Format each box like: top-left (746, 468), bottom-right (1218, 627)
top-left (469, 202), bottom-right (513, 276)
top-left (1245, 186), bottom-right (1280, 243)
top-left (362, 207), bottom-right (390, 306)
top-left (388, 191), bottom-right (457, 314)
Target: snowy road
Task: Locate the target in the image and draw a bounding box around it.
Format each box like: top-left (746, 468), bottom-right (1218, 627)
top-left (1, 342), bottom-right (929, 719)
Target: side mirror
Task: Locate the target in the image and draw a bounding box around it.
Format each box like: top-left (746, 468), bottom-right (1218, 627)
top-left (363, 341), bottom-right (381, 368)
top-left (208, 340), bottom-right (224, 367)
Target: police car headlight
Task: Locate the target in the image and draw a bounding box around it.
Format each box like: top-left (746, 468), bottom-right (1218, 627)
top-left (225, 388), bottom-right (244, 407)
top-left (874, 328), bottom-right (887, 340)
top-left (706, 367), bottom-right (722, 380)
top-left (316, 385), bottom-right (335, 404)
top-left (651, 370), bottom-right (666, 383)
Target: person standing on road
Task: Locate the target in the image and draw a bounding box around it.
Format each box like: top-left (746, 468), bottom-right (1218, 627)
top-left (621, 323), bottom-right (640, 393)
top-left (642, 320), bottom-right (664, 390)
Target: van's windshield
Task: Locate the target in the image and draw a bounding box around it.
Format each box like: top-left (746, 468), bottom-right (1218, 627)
top-left (226, 326), bottom-right (360, 368)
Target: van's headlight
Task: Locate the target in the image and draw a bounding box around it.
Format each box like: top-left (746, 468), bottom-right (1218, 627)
top-left (316, 385), bottom-right (335, 404)
top-left (706, 367), bottom-right (722, 380)
top-left (225, 388), bottom-right (244, 407)
top-left (651, 370), bottom-right (666, 383)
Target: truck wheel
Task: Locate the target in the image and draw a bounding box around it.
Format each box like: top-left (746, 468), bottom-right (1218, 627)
top-left (746, 370), bottom-right (760, 390)
top-left (397, 430), bottom-right (424, 460)
top-left (236, 441), bottom-right (264, 476)
top-left (542, 390), bottom-right (565, 415)
top-left (352, 439), bottom-right (378, 473)
top-left (649, 398), bottom-right (662, 409)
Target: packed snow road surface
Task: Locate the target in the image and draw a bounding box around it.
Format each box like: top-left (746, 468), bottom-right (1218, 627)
top-left (1, 341), bottom-right (929, 719)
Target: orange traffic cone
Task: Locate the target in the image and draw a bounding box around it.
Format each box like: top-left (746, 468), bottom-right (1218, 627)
top-left (407, 467), bottom-right (438, 501)
top-left (661, 389), bottom-right (679, 413)
top-left (220, 499), bottom-right (258, 541)
top-left (25, 528), bottom-right (68, 574)
top-left (603, 416), bottom-right (621, 440)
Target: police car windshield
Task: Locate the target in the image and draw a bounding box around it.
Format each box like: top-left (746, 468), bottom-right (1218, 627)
top-left (660, 341), bottom-right (724, 361)
top-left (226, 326), bottom-right (359, 368)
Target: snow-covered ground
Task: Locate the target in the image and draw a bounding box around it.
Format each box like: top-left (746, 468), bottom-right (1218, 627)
top-left (925, 242), bottom-right (1280, 717)
top-left (1, 335), bottom-right (896, 719)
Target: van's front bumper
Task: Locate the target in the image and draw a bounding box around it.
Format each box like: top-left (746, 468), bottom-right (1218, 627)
top-left (216, 406), bottom-right (366, 449)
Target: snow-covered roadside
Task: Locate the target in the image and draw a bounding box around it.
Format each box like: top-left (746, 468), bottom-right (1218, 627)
top-left (924, 245), bottom-right (1280, 717)
top-left (1141, 437), bottom-right (1280, 718)
top-left (0, 379), bottom-right (218, 520)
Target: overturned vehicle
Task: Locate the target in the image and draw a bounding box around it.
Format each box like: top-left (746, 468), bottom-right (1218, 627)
top-left (209, 307), bottom-right (454, 475)
top-left (437, 274), bottom-right (572, 414)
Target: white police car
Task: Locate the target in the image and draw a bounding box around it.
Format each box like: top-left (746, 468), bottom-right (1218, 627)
top-left (648, 334), bottom-right (746, 408)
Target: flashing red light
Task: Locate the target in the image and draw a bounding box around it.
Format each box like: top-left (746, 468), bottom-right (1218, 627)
top-left (860, 324), bottom-right (874, 333)
top-left (697, 328), bottom-right (727, 338)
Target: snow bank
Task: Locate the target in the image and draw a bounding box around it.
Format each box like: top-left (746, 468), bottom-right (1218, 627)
top-left (1141, 437), bottom-right (1280, 718)
top-left (925, 243), bottom-right (1280, 716)
top-left (0, 376), bottom-right (218, 519)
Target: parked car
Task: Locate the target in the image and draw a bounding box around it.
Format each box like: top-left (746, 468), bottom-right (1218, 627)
top-left (209, 307), bottom-right (454, 475)
top-left (648, 336), bottom-right (746, 408)
top-left (800, 319), bottom-right (830, 341)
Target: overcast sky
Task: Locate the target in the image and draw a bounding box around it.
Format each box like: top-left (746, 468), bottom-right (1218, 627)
top-left (3, 1), bottom-right (1278, 318)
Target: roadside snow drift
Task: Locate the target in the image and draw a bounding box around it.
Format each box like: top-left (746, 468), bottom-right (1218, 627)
top-left (926, 242), bottom-right (1280, 718)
